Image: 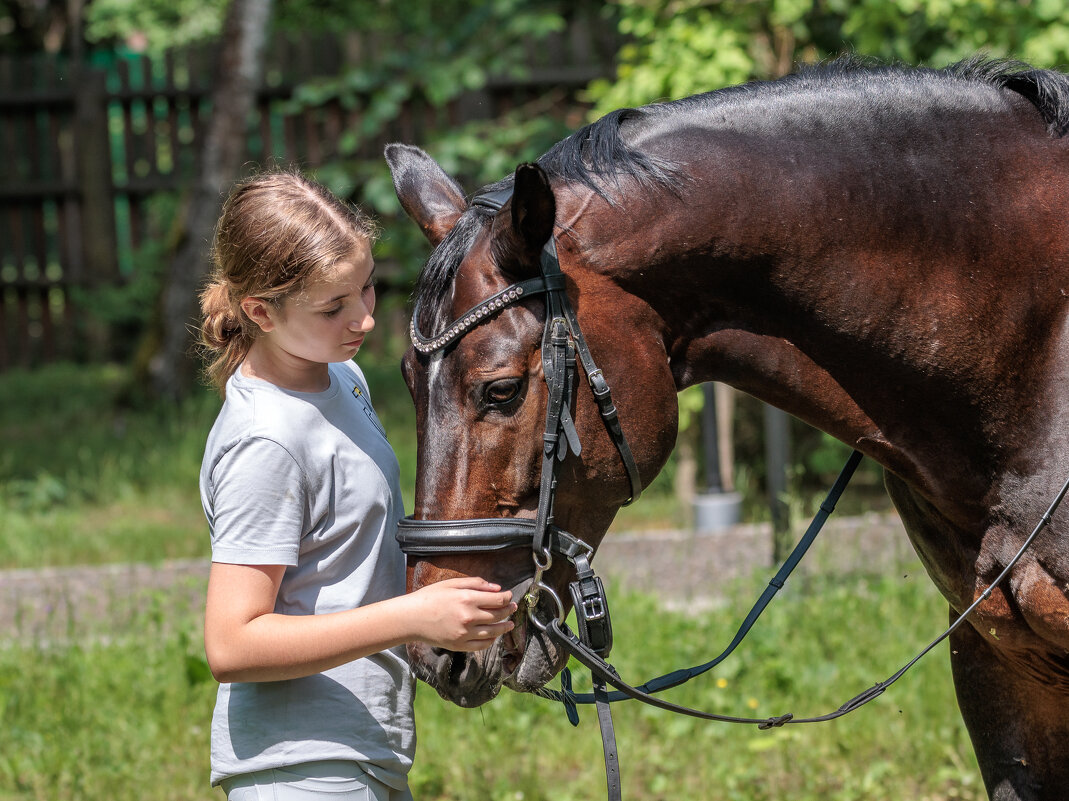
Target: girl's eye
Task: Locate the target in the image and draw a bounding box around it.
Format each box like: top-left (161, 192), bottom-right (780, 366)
top-left (362, 279), bottom-right (377, 294)
top-left (323, 306), bottom-right (342, 317)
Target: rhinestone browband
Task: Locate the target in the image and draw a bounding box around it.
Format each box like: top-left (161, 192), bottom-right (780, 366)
top-left (410, 273), bottom-right (565, 355)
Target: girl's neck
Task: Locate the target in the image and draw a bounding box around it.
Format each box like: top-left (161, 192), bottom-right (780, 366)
top-left (241, 343), bottom-right (331, 393)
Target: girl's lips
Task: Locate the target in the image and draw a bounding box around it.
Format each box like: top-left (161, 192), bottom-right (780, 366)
top-left (343, 337), bottom-right (364, 348)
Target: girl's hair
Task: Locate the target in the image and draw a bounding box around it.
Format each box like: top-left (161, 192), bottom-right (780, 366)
top-left (198, 170), bottom-right (378, 394)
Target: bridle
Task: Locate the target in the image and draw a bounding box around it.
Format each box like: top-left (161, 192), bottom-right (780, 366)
top-left (395, 184), bottom-right (1069, 801)
top-left (397, 184), bottom-right (642, 644)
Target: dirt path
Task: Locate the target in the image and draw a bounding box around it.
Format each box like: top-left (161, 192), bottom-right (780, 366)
top-left (0, 513), bottom-right (913, 645)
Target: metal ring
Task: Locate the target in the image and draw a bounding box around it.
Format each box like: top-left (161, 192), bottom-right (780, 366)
top-left (527, 581), bottom-right (566, 631)
top-left (532, 547), bottom-right (553, 572)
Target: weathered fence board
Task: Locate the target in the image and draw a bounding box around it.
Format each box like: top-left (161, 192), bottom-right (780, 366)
top-left (0, 22), bottom-right (617, 370)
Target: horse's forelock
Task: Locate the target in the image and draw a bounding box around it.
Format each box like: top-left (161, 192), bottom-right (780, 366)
top-left (413, 206), bottom-right (495, 336)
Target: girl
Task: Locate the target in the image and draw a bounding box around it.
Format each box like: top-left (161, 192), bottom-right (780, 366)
top-left (198, 171), bottom-right (516, 801)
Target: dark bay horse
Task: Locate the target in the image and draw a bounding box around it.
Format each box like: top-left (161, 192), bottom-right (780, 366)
top-left (385, 57), bottom-right (1069, 801)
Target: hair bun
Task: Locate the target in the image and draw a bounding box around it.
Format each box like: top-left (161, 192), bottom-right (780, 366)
top-left (200, 309), bottom-right (242, 349)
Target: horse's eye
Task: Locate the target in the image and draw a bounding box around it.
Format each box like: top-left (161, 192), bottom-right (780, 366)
top-left (484, 378), bottom-right (523, 407)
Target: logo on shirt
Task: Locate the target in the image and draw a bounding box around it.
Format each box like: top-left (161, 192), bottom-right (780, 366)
top-left (353, 384), bottom-right (388, 440)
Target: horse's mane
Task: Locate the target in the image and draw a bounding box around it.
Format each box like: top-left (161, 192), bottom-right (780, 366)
top-left (944, 54), bottom-right (1069, 136)
top-left (411, 56), bottom-right (1069, 330)
top-left (537, 55), bottom-right (1069, 194)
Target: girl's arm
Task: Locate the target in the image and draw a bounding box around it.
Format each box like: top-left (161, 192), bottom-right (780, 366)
top-left (204, 561), bottom-right (517, 683)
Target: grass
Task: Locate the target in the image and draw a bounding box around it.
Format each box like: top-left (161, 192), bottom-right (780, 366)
top-left (0, 361), bottom-right (418, 569)
top-left (0, 567), bottom-right (983, 800)
top-left (0, 362), bottom-right (985, 799)
top-left (410, 566), bottom-right (984, 801)
top-left (0, 363), bottom-right (220, 568)
top-left (0, 592), bottom-right (215, 801)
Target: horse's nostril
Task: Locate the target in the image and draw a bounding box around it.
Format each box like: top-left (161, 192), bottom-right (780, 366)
top-left (447, 650), bottom-right (466, 685)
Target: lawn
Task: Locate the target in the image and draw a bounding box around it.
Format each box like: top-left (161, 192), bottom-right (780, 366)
top-left (0, 362), bottom-right (984, 800)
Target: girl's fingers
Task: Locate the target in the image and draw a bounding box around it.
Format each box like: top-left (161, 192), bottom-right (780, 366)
top-left (437, 576), bottom-right (502, 592)
top-left (439, 577), bottom-right (517, 605)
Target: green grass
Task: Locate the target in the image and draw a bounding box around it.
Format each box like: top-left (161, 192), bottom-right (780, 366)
top-left (0, 361), bottom-right (418, 569)
top-left (0, 364), bottom-right (217, 568)
top-left (0, 589), bottom-right (216, 801)
top-left (411, 568), bottom-right (984, 801)
top-left (0, 362), bottom-right (985, 799)
top-left (0, 568), bottom-right (983, 801)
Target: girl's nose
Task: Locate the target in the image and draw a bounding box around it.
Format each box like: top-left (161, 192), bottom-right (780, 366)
top-left (349, 312), bottom-right (374, 333)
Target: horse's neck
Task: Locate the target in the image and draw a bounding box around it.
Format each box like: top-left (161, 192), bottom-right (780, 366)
top-left (570, 157), bottom-right (1069, 517)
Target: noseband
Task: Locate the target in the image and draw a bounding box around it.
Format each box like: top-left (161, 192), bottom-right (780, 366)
top-left (396, 185), bottom-right (642, 641)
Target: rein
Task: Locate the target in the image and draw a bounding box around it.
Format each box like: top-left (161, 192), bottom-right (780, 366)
top-left (396, 185), bottom-right (1069, 801)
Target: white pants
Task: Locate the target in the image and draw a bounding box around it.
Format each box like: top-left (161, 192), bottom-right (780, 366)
top-left (221, 761), bottom-right (413, 801)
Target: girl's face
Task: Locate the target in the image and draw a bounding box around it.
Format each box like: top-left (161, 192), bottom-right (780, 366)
top-left (250, 241), bottom-right (377, 369)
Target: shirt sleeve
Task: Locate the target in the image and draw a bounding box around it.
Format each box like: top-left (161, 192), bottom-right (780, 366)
top-left (206, 436), bottom-right (307, 566)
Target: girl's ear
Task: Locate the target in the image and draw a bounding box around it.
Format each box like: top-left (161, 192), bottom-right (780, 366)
top-left (240, 297), bottom-right (276, 333)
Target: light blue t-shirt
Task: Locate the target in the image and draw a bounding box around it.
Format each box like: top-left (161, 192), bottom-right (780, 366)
top-left (199, 360), bottom-right (414, 789)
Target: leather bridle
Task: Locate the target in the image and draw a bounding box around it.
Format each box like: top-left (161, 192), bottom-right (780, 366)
top-left (397, 185), bottom-right (641, 642)
top-left (395, 184), bottom-right (1069, 801)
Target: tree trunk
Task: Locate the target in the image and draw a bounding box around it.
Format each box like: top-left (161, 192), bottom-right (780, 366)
top-left (149, 0), bottom-right (274, 400)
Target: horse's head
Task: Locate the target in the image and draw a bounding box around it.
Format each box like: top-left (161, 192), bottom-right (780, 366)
top-left (385, 144), bottom-right (679, 706)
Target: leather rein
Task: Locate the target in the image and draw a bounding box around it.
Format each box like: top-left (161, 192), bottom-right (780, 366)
top-left (395, 185), bottom-right (1069, 801)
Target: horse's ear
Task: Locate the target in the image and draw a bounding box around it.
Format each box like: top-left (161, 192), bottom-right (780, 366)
top-left (512, 163), bottom-right (555, 249)
top-left (491, 162), bottom-right (555, 277)
top-left (385, 144), bottom-right (466, 247)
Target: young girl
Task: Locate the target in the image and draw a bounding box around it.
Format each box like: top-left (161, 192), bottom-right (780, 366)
top-left (198, 171), bottom-right (516, 801)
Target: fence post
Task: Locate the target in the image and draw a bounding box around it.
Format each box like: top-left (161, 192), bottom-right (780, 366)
top-left (765, 404), bottom-right (792, 560)
top-left (73, 66), bottom-right (118, 285)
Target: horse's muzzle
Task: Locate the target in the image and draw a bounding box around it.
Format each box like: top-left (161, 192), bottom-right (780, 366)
top-left (406, 575), bottom-right (569, 707)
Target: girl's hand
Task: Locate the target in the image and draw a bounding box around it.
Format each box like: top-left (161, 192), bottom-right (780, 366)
top-left (407, 577), bottom-right (517, 652)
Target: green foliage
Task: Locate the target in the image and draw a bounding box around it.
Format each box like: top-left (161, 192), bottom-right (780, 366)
top-left (84, 0), bottom-right (226, 52)
top-left (287, 1), bottom-right (579, 288)
top-left (279, 0), bottom-right (566, 156)
top-left (587, 0), bottom-right (1069, 114)
top-left (312, 91), bottom-right (580, 286)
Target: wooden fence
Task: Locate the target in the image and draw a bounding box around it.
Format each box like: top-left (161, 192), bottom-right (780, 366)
top-left (0, 20), bottom-right (618, 370)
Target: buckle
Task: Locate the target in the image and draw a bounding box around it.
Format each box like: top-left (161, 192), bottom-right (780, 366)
top-left (582, 594), bottom-right (607, 621)
top-left (569, 574), bottom-right (613, 657)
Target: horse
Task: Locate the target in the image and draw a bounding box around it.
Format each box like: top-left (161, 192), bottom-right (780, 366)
top-left (384, 56), bottom-right (1069, 801)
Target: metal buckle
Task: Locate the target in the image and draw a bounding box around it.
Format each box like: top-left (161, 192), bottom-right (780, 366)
top-left (582, 594), bottom-right (607, 622)
top-left (569, 574), bottom-right (613, 656)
